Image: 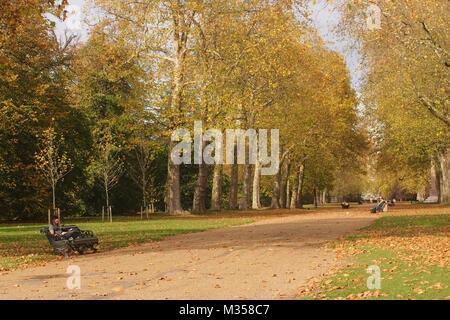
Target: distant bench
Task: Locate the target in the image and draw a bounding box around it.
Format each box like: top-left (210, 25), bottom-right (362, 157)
top-left (370, 201), bottom-right (387, 213)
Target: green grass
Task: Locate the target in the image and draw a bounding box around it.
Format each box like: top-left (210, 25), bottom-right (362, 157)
top-left (299, 212), bottom-right (450, 300)
top-left (0, 214), bottom-right (254, 270)
top-left (365, 214), bottom-right (450, 232)
top-left (304, 247), bottom-right (449, 300)
top-left (345, 214), bottom-right (450, 239)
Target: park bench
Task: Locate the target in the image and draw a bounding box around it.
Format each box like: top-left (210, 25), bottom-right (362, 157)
top-left (370, 201), bottom-right (387, 213)
top-left (40, 225), bottom-right (98, 257)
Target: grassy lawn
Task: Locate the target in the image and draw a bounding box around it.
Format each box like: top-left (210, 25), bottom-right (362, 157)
top-left (0, 213), bottom-right (255, 271)
top-left (298, 207), bottom-right (450, 300)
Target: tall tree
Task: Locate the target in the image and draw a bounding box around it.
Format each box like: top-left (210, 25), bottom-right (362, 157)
top-left (0, 5), bottom-right (81, 219)
top-left (35, 126), bottom-right (72, 211)
top-left (92, 128), bottom-right (123, 219)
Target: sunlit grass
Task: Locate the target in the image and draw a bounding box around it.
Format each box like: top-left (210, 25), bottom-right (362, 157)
top-left (298, 206), bottom-right (450, 300)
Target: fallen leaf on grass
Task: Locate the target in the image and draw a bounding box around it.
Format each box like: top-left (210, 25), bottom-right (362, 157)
top-left (412, 287), bottom-right (424, 294)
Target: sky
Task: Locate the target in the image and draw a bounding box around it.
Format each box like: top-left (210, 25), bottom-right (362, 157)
top-left (309, 1), bottom-right (364, 94)
top-left (49, 0), bottom-right (88, 40)
top-left (50, 0), bottom-right (363, 94)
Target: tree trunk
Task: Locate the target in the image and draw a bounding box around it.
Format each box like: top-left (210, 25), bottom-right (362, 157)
top-left (211, 164), bottom-right (223, 211)
top-left (52, 183), bottom-right (56, 211)
top-left (192, 134), bottom-right (209, 214)
top-left (280, 160), bottom-right (291, 208)
top-left (321, 189), bottom-right (327, 205)
top-left (286, 178), bottom-right (290, 209)
top-left (437, 150), bottom-right (450, 204)
top-left (314, 188), bottom-right (318, 208)
top-left (432, 157), bottom-right (442, 203)
top-left (229, 147), bottom-right (239, 210)
top-left (240, 164), bottom-right (252, 209)
top-left (192, 160), bottom-right (209, 214)
top-left (290, 165), bottom-right (300, 209)
top-left (105, 185), bottom-right (109, 210)
top-left (166, 19), bottom-right (186, 215)
top-left (270, 166), bottom-right (282, 209)
top-left (142, 174), bottom-right (147, 209)
top-left (252, 160), bottom-right (261, 209)
top-left (166, 149), bottom-right (183, 214)
top-left (295, 163), bottom-right (305, 208)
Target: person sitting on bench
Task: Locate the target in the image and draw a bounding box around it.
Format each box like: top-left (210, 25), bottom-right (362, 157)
top-left (49, 216), bottom-right (80, 240)
top-left (341, 201), bottom-right (350, 209)
top-left (371, 198), bottom-right (387, 213)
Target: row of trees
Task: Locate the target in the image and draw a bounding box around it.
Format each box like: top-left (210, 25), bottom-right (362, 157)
top-left (0, 0), bottom-right (368, 219)
top-left (337, 0), bottom-right (449, 203)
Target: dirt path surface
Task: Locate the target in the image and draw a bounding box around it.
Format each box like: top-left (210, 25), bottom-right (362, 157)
top-left (0, 210), bottom-right (377, 300)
